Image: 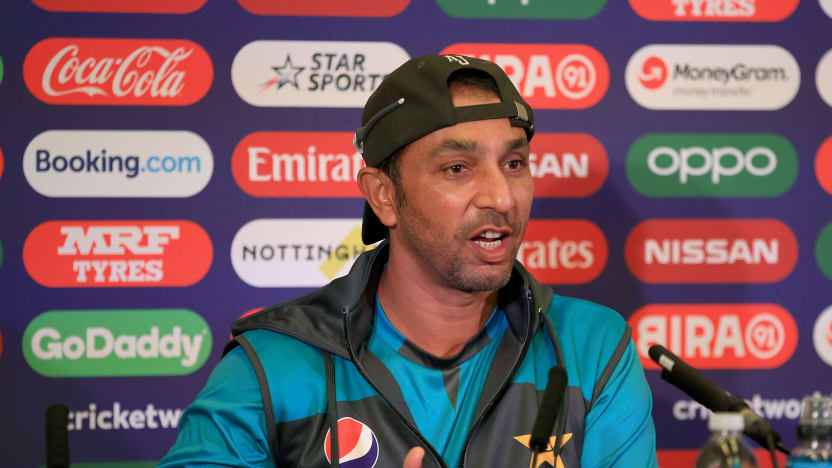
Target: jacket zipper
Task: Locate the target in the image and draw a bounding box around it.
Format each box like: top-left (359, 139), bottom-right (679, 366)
top-left (341, 306), bottom-right (449, 468)
top-left (458, 290), bottom-right (536, 467)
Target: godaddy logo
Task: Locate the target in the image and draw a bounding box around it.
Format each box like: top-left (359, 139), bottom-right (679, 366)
top-left (23, 309), bottom-right (211, 377)
top-left (627, 133), bottom-right (797, 197)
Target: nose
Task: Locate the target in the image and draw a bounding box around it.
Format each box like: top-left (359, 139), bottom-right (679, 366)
top-left (472, 165), bottom-right (516, 213)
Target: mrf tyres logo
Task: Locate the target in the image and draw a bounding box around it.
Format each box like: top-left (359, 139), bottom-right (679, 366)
top-left (232, 219), bottom-right (375, 287)
top-left (630, 304), bottom-right (797, 370)
top-left (529, 133), bottom-right (608, 197)
top-left (628, 0), bottom-right (799, 21)
top-left (516, 220), bottom-right (608, 284)
top-left (435, 0), bottom-right (605, 19)
top-left (24, 130), bottom-right (213, 197)
top-left (625, 44), bottom-right (799, 110)
top-left (32, 0), bottom-right (206, 13)
top-left (232, 40), bottom-right (409, 108)
top-left (23, 309), bottom-right (211, 377)
top-left (625, 219), bottom-right (798, 283)
top-left (23, 220), bottom-right (213, 287)
top-left (441, 44), bottom-right (609, 109)
top-left (627, 133), bottom-right (797, 197)
top-left (232, 131), bottom-right (364, 197)
top-left (23, 38), bottom-right (213, 106)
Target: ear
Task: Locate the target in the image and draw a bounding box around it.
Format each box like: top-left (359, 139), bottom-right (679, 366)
top-left (357, 167), bottom-right (399, 229)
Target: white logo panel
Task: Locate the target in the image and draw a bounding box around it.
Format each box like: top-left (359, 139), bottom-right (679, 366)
top-left (816, 49), bottom-right (832, 108)
top-left (813, 305), bottom-right (832, 367)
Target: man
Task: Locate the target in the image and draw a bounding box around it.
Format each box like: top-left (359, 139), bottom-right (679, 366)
top-left (159, 54), bottom-right (658, 467)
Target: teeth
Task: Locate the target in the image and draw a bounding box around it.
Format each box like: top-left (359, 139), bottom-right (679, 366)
top-left (474, 239), bottom-right (502, 250)
top-left (481, 231), bottom-right (502, 239)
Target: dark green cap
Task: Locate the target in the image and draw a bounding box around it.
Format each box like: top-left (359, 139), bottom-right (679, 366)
top-left (356, 54), bottom-right (535, 244)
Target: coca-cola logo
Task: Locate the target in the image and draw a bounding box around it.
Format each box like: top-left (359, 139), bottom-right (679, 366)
top-left (24, 38), bottom-right (213, 105)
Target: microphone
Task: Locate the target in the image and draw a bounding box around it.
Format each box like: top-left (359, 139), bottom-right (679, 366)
top-left (648, 344), bottom-right (788, 455)
top-left (530, 366), bottom-right (567, 452)
top-left (45, 403), bottom-right (70, 468)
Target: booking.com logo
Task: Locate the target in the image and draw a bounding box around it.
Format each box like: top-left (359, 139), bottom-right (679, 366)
top-left (34, 150), bottom-right (201, 179)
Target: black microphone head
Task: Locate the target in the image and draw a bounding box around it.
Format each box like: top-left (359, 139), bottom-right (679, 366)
top-left (648, 343), bottom-right (668, 363)
top-left (530, 366), bottom-right (568, 452)
top-left (46, 403), bottom-right (69, 468)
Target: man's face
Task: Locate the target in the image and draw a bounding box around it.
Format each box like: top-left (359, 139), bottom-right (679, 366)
top-left (388, 87), bottom-right (533, 292)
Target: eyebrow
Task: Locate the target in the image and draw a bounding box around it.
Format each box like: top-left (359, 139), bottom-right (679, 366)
top-left (430, 137), bottom-right (529, 157)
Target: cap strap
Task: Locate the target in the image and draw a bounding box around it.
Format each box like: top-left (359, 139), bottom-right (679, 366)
top-left (453, 101), bottom-right (523, 124)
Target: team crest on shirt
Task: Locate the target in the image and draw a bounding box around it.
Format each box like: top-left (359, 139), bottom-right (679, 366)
top-left (324, 417), bottom-right (380, 467)
top-left (513, 432), bottom-right (573, 468)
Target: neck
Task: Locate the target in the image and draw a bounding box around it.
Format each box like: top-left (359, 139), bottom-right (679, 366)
top-left (376, 244), bottom-right (499, 358)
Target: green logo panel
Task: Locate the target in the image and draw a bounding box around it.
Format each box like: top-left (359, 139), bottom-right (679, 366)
top-left (23, 309), bottom-right (212, 377)
top-left (0, 55), bottom-right (3, 86)
top-left (435, 0), bottom-right (605, 19)
top-left (627, 133), bottom-right (798, 197)
top-left (817, 223), bottom-right (832, 281)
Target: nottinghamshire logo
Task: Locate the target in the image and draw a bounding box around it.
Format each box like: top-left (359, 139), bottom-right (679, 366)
top-left (627, 133), bottom-right (797, 197)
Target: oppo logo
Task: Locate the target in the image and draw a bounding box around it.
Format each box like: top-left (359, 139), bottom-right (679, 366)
top-left (23, 38), bottom-right (213, 106)
top-left (631, 304), bottom-right (797, 369)
top-left (32, 0), bottom-right (207, 13)
top-left (517, 220), bottom-right (608, 284)
top-left (817, 136), bottom-right (832, 196)
top-left (237, 0), bottom-right (408, 16)
top-left (23, 309), bottom-right (211, 377)
top-left (627, 133), bottom-right (797, 197)
top-left (231, 219), bottom-right (375, 287)
top-left (435, 0), bottom-right (605, 19)
top-left (625, 219), bottom-right (798, 283)
top-left (441, 43), bottom-right (609, 109)
top-left (629, 0), bottom-right (798, 21)
top-left (529, 133), bottom-right (608, 197)
top-left (24, 130), bottom-right (213, 197)
top-left (23, 220), bottom-right (213, 287)
top-left (818, 49), bottom-right (832, 108)
top-left (232, 41), bottom-right (409, 108)
top-left (626, 44), bottom-right (799, 110)
top-left (232, 131), bottom-right (363, 197)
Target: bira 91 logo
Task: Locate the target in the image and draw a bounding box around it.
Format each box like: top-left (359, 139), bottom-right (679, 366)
top-left (23, 38), bottom-right (213, 106)
top-left (629, 0), bottom-right (798, 21)
top-left (237, 0), bottom-right (408, 16)
top-left (441, 44), bottom-right (609, 109)
top-left (436, 0), bottom-right (605, 19)
top-left (530, 133), bottom-right (608, 197)
top-left (23, 220), bottom-right (213, 287)
top-left (631, 304), bottom-right (797, 369)
top-left (232, 131), bottom-right (363, 197)
top-left (23, 309), bottom-right (212, 377)
top-left (625, 44), bottom-right (799, 110)
top-left (818, 50), bottom-right (832, 109)
top-left (517, 220), bottom-right (608, 284)
top-left (232, 40), bottom-right (409, 108)
top-left (817, 136), bottom-right (832, 196)
top-left (625, 219), bottom-right (798, 283)
top-left (31, 0), bottom-right (207, 13)
top-left (232, 219), bottom-right (375, 287)
top-left (627, 133), bottom-right (797, 197)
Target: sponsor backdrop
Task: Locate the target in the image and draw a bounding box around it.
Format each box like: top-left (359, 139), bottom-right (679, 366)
top-left (0, 0), bottom-right (831, 466)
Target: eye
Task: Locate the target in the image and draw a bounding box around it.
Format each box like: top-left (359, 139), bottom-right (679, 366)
top-left (507, 159), bottom-right (526, 170)
top-left (446, 163), bottom-right (465, 174)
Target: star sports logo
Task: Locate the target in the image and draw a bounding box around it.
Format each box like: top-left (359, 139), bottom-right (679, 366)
top-left (259, 55), bottom-right (304, 92)
top-left (639, 56), bottom-right (667, 90)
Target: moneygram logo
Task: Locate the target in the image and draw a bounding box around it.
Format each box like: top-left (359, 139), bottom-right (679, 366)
top-left (625, 219), bottom-right (798, 283)
top-left (626, 45), bottom-right (799, 110)
top-left (23, 220), bottom-right (213, 287)
top-left (631, 304), bottom-right (797, 369)
top-left (23, 38), bottom-right (213, 106)
top-left (436, 0), bottom-right (605, 19)
top-left (24, 130), bottom-right (213, 197)
top-left (441, 44), bottom-right (609, 109)
top-left (627, 133), bottom-right (797, 197)
top-left (517, 220), bottom-right (608, 284)
top-left (629, 0), bottom-right (798, 21)
top-left (638, 56), bottom-right (667, 89)
top-left (818, 137), bottom-right (832, 196)
top-left (31, 0), bottom-right (206, 13)
top-left (232, 131), bottom-right (363, 197)
top-left (817, 49), bottom-right (832, 108)
top-left (529, 133), bottom-right (608, 197)
top-left (817, 223), bottom-right (832, 281)
top-left (232, 219), bottom-right (375, 287)
top-left (232, 41), bottom-right (409, 108)
top-left (23, 309), bottom-right (211, 377)
top-left (237, 0), bottom-right (409, 16)
top-left (814, 305), bottom-right (832, 367)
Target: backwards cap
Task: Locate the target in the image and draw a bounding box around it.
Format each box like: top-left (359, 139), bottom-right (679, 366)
top-left (355, 54), bottom-right (535, 244)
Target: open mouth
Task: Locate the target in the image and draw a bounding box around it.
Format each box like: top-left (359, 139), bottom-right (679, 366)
top-left (471, 230), bottom-right (508, 251)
